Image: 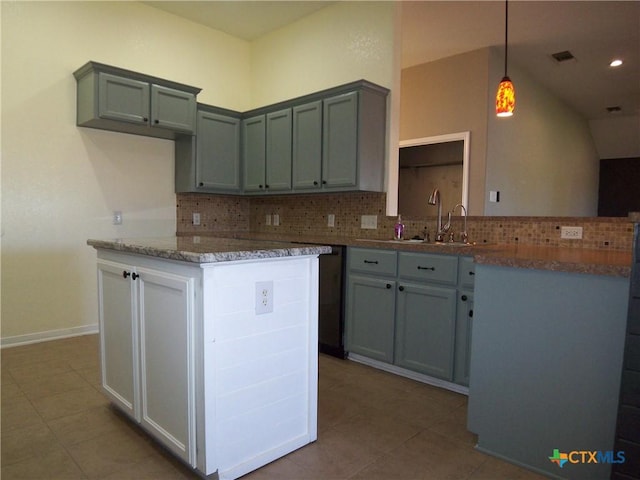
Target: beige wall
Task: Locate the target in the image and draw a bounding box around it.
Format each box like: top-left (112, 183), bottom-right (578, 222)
top-left (485, 48), bottom-right (600, 216)
top-left (1, 1), bottom-right (397, 343)
top-left (400, 49), bottom-right (490, 216)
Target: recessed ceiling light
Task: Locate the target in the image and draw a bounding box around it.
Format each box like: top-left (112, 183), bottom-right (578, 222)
top-left (610, 59), bottom-right (623, 67)
top-left (551, 50), bottom-right (575, 63)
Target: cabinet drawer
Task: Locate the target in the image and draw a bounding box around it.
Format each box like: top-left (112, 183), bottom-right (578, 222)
top-left (458, 256), bottom-right (476, 289)
top-left (398, 252), bottom-right (458, 285)
top-left (348, 248), bottom-right (397, 276)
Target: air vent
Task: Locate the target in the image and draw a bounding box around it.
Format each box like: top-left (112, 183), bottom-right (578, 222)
top-left (551, 50), bottom-right (576, 62)
top-left (606, 106), bottom-right (622, 113)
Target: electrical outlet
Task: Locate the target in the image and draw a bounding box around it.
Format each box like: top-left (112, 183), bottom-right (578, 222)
top-left (327, 214), bottom-right (335, 227)
top-left (255, 281), bottom-right (273, 315)
top-left (273, 214), bottom-right (280, 226)
top-left (265, 214), bottom-right (272, 226)
top-left (112, 211), bottom-right (122, 225)
top-left (192, 212), bottom-right (201, 226)
top-left (361, 215), bottom-right (378, 229)
top-left (561, 226), bottom-right (583, 239)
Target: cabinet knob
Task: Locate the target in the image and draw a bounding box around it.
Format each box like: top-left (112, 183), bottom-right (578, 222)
top-left (122, 270), bottom-right (131, 278)
top-left (386, 283), bottom-right (392, 289)
top-left (154, 119), bottom-right (159, 124)
top-left (131, 273), bottom-right (140, 280)
top-left (399, 286), bottom-right (405, 292)
top-left (259, 184), bottom-right (263, 189)
top-left (142, 117), bottom-right (148, 122)
top-left (322, 180), bottom-right (327, 185)
top-left (461, 295), bottom-right (468, 301)
top-left (265, 184), bottom-right (269, 189)
top-left (469, 271), bottom-right (475, 276)
top-left (469, 309), bottom-right (473, 318)
top-left (199, 182), bottom-right (204, 187)
top-left (313, 181), bottom-right (319, 186)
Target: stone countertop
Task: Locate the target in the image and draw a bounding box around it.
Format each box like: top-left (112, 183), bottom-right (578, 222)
top-left (87, 237), bottom-right (332, 264)
top-left (175, 232), bottom-right (632, 277)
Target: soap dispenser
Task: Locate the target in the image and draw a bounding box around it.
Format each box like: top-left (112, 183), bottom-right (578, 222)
top-left (394, 214), bottom-right (405, 240)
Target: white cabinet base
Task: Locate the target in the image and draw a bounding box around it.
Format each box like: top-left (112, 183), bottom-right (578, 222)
top-left (95, 250), bottom-right (319, 480)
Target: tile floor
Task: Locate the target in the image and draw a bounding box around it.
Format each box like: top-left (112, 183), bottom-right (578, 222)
top-left (1, 334), bottom-right (547, 479)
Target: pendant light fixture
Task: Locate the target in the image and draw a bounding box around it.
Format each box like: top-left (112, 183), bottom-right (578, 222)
top-left (496, 0), bottom-right (515, 117)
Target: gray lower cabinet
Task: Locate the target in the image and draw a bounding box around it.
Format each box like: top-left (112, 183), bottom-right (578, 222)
top-left (345, 247), bottom-right (474, 386)
top-left (175, 106), bottom-right (241, 193)
top-left (243, 109), bottom-right (293, 194)
top-left (74, 61), bottom-right (199, 139)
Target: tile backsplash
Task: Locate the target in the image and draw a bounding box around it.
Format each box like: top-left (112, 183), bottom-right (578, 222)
top-left (176, 192), bottom-right (634, 251)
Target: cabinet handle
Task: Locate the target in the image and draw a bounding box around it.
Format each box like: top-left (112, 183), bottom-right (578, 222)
top-left (469, 271), bottom-right (475, 276)
top-left (386, 283), bottom-right (392, 289)
top-left (363, 260), bottom-right (379, 264)
top-left (417, 266), bottom-right (435, 271)
top-left (122, 270), bottom-right (131, 278)
top-left (461, 295), bottom-right (468, 301)
top-left (469, 309), bottom-right (473, 318)
top-left (131, 273), bottom-right (140, 280)
top-left (399, 286), bottom-right (405, 291)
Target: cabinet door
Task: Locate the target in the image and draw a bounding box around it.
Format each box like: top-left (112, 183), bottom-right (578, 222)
top-left (345, 274), bottom-right (395, 362)
top-left (138, 268), bottom-right (195, 465)
top-left (242, 115), bottom-right (267, 193)
top-left (322, 92), bottom-right (358, 188)
top-left (151, 85), bottom-right (196, 133)
top-left (265, 109), bottom-right (292, 192)
top-left (395, 282), bottom-right (456, 380)
top-left (98, 73), bottom-right (149, 125)
top-left (292, 101), bottom-right (322, 190)
top-left (454, 291), bottom-right (474, 386)
top-left (196, 110), bottom-right (241, 192)
top-left (97, 260), bottom-right (139, 420)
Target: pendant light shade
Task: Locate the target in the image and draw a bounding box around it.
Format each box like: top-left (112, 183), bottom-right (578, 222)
top-left (496, 76), bottom-right (515, 117)
top-left (496, 0), bottom-right (515, 117)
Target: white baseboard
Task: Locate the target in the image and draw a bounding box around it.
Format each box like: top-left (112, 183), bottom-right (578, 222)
top-left (1, 324), bottom-right (99, 349)
top-left (348, 352), bottom-right (469, 396)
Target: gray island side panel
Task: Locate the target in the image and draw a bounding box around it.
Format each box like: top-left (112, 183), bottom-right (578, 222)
top-left (467, 264), bottom-right (629, 480)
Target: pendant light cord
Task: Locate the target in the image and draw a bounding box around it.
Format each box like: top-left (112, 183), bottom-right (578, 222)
top-left (504, 0), bottom-right (509, 77)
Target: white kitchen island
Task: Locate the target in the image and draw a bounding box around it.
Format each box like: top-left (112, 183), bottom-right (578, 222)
top-left (87, 236), bottom-right (331, 479)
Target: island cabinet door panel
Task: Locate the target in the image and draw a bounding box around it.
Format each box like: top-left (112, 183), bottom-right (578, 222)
top-left (137, 268), bottom-right (196, 466)
top-left (151, 84), bottom-right (196, 133)
top-left (322, 91), bottom-right (358, 188)
top-left (196, 111), bottom-right (241, 192)
top-left (345, 275), bottom-right (396, 363)
top-left (394, 282), bottom-right (456, 380)
top-left (97, 260), bottom-right (139, 420)
top-left (98, 73), bottom-right (149, 125)
top-left (292, 101), bottom-right (323, 190)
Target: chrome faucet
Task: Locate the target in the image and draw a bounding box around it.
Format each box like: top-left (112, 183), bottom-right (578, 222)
top-left (428, 188), bottom-right (446, 242)
top-left (450, 203), bottom-right (469, 244)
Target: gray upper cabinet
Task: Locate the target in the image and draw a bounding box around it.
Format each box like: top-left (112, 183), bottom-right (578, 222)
top-left (175, 106), bottom-right (241, 194)
top-left (265, 109), bottom-right (292, 192)
top-left (322, 92), bottom-right (358, 188)
top-left (292, 101), bottom-right (323, 190)
top-left (74, 61), bottom-right (200, 140)
top-left (242, 115), bottom-right (267, 193)
top-left (243, 109), bottom-right (293, 194)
